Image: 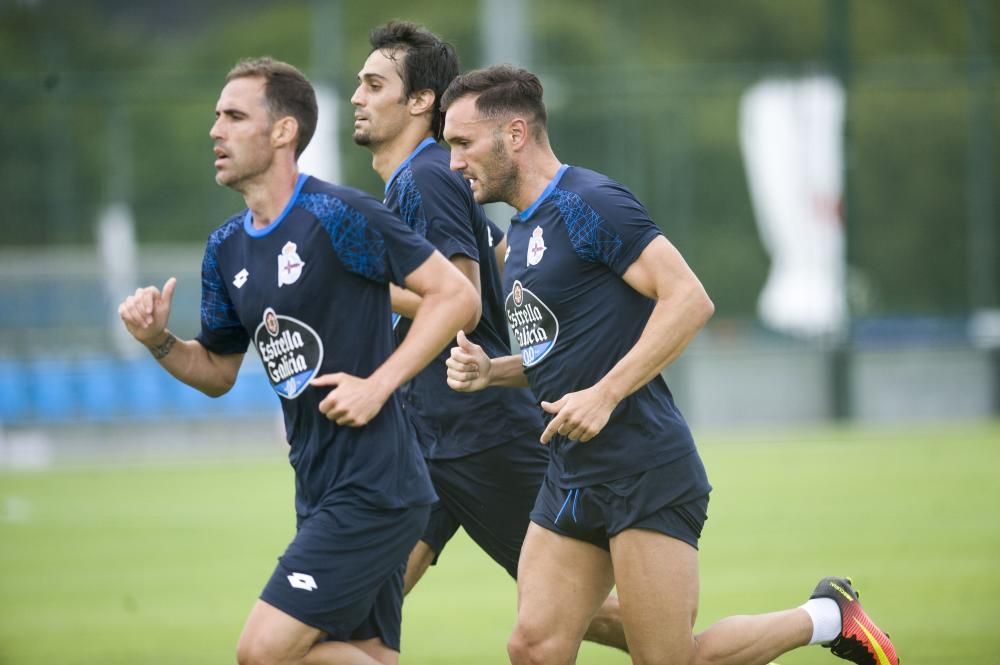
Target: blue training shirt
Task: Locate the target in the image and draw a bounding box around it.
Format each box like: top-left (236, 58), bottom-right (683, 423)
top-left (485, 217), bottom-right (505, 251)
top-left (196, 174), bottom-right (437, 516)
top-left (503, 165), bottom-right (697, 486)
top-left (385, 139), bottom-right (544, 458)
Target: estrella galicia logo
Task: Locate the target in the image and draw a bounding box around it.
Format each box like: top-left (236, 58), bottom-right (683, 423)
top-left (254, 307), bottom-right (324, 399)
top-left (505, 280), bottom-right (559, 367)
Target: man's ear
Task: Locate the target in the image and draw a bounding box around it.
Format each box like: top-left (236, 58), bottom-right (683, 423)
top-left (272, 116), bottom-right (299, 151)
top-left (409, 89), bottom-right (436, 117)
top-left (508, 117), bottom-right (529, 151)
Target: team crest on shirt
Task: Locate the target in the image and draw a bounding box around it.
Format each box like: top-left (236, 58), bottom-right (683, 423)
top-left (254, 307), bottom-right (324, 399)
top-left (527, 226), bottom-right (546, 266)
top-left (277, 241), bottom-right (305, 287)
top-left (506, 280), bottom-right (559, 367)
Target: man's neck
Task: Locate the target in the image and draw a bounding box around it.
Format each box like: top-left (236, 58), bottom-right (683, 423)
top-left (370, 126), bottom-right (435, 184)
top-left (511, 147), bottom-right (563, 213)
top-left (242, 163), bottom-right (300, 229)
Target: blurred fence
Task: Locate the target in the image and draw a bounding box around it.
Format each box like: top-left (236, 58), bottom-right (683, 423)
top-left (2, 6), bottom-right (998, 434)
top-left (0, 245), bottom-right (996, 432)
top-left (0, 354), bottom-right (276, 426)
top-left (0, 245), bottom-right (280, 428)
top-left (670, 334), bottom-right (999, 427)
top-left (4, 56), bottom-right (997, 316)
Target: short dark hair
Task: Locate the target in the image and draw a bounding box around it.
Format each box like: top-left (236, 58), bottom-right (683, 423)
top-left (369, 21), bottom-right (459, 141)
top-left (226, 57), bottom-right (317, 158)
top-left (440, 65), bottom-right (548, 136)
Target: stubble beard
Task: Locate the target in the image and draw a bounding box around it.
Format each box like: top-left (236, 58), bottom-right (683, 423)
top-left (217, 148), bottom-right (273, 194)
top-left (478, 137), bottom-right (519, 206)
top-left (352, 129), bottom-right (373, 147)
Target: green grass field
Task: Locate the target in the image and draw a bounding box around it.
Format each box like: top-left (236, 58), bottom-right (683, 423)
top-left (2, 422), bottom-right (998, 664)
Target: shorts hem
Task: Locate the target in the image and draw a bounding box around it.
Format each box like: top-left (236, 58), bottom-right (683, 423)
top-left (258, 592), bottom-right (336, 637)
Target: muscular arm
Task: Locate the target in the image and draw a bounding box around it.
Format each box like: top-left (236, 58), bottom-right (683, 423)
top-left (312, 251), bottom-right (479, 425)
top-left (389, 283), bottom-right (422, 320)
top-left (539, 236), bottom-right (714, 443)
top-left (118, 277), bottom-right (244, 397)
top-left (595, 235), bottom-right (713, 402)
top-left (389, 254), bottom-right (482, 333)
top-left (143, 332), bottom-right (243, 397)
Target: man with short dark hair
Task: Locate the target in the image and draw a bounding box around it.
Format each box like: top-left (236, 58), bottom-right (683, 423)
top-left (351, 22), bottom-right (628, 653)
top-left (443, 64), bottom-right (899, 665)
top-left (118, 56), bottom-right (478, 665)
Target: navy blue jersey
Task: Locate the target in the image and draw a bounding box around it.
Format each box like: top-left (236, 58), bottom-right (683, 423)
top-left (385, 139), bottom-right (543, 458)
top-left (485, 217), bottom-right (505, 249)
top-left (503, 165), bottom-right (696, 486)
top-left (196, 174), bottom-right (437, 515)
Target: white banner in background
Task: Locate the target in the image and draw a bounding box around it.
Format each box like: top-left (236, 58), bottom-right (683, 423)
top-left (298, 83), bottom-right (341, 185)
top-left (98, 201), bottom-right (139, 358)
top-left (739, 76), bottom-right (846, 338)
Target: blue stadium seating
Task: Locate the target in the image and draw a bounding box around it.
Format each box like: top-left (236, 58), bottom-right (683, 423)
top-left (0, 359), bottom-right (30, 423)
top-left (0, 354), bottom-right (280, 426)
top-left (26, 358), bottom-right (79, 424)
top-left (77, 356), bottom-right (121, 421)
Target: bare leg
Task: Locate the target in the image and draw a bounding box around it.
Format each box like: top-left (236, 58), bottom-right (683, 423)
top-left (609, 528), bottom-right (811, 665)
top-left (236, 600), bottom-right (397, 665)
top-left (583, 593), bottom-right (629, 653)
top-left (507, 523), bottom-right (616, 665)
top-left (692, 610), bottom-right (811, 665)
top-left (403, 540), bottom-right (436, 595)
top-left (408, 527), bottom-right (628, 653)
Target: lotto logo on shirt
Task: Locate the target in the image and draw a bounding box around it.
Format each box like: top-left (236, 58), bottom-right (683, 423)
top-left (254, 307), bottom-right (324, 399)
top-left (505, 280), bottom-right (559, 367)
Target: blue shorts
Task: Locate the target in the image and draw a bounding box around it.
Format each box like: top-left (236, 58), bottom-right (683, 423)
top-left (260, 501), bottom-right (430, 651)
top-left (421, 431), bottom-right (549, 578)
top-left (530, 452), bottom-right (712, 550)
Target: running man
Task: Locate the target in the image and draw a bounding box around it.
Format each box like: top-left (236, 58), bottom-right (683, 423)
top-left (119, 57), bottom-right (478, 665)
top-left (442, 64), bottom-right (899, 665)
top-left (351, 22), bottom-right (627, 652)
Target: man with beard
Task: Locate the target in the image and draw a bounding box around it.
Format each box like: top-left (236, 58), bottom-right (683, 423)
top-left (443, 64), bottom-right (899, 665)
top-left (351, 22), bottom-right (628, 653)
top-left (118, 57), bottom-right (478, 665)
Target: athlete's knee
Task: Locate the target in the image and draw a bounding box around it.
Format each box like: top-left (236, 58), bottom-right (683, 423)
top-left (507, 622), bottom-right (576, 665)
top-left (236, 631), bottom-right (294, 665)
top-left (583, 616), bottom-right (628, 652)
top-left (235, 638), bottom-right (261, 665)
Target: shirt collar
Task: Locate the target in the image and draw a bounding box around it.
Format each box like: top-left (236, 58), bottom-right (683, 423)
top-left (243, 172), bottom-right (310, 237)
top-left (514, 164), bottom-right (569, 222)
top-left (385, 137), bottom-right (438, 195)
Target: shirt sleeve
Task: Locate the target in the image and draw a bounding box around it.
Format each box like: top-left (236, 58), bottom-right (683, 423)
top-left (342, 193), bottom-right (437, 286)
top-left (574, 180), bottom-right (662, 277)
top-left (194, 225), bottom-right (250, 355)
top-left (485, 218), bottom-right (505, 247)
top-left (413, 165), bottom-right (480, 263)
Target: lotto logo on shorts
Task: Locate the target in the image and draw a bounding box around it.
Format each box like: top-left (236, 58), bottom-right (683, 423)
top-left (287, 572), bottom-right (318, 591)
